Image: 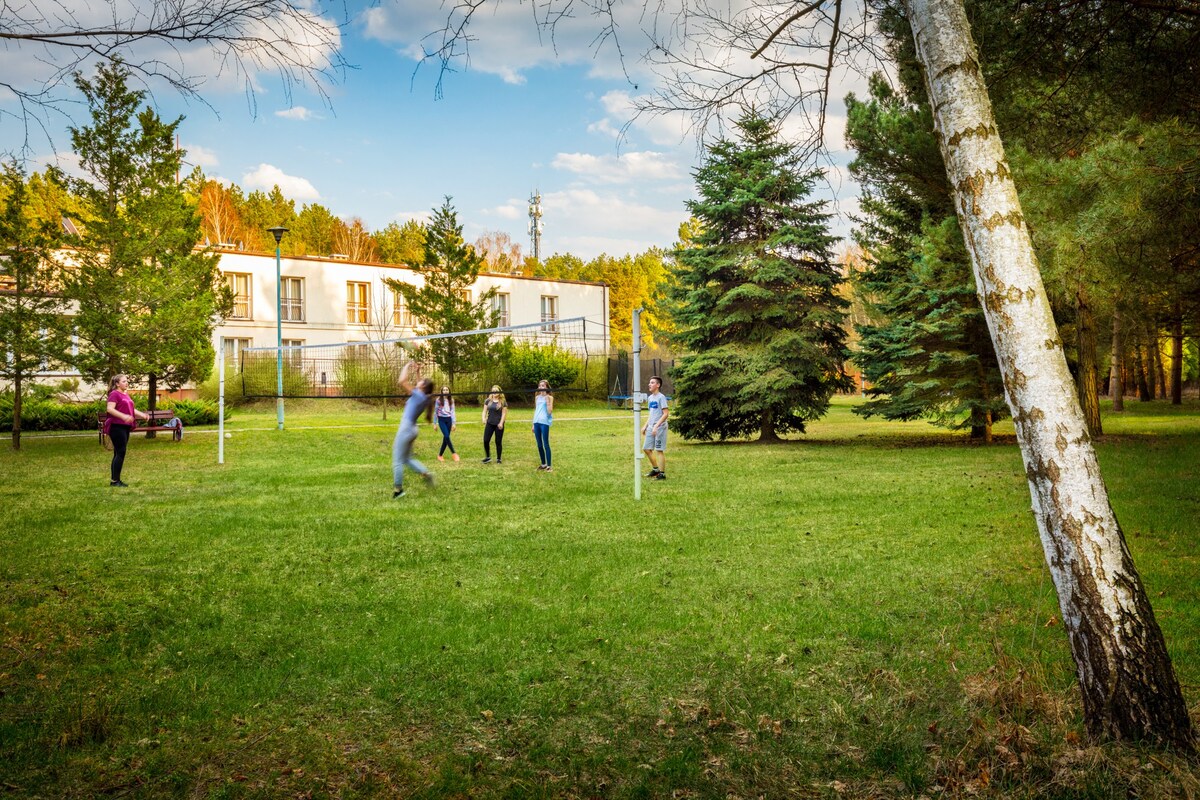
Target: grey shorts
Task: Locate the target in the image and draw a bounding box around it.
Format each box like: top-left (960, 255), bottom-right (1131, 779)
top-left (642, 426), bottom-right (667, 451)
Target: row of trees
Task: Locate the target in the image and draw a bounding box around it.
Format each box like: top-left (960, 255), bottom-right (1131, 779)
top-left (846, 1), bottom-right (1200, 441)
top-left (187, 172), bottom-right (676, 350)
top-left (1, 60), bottom-right (231, 449)
top-left (187, 175), bottom-right (428, 265)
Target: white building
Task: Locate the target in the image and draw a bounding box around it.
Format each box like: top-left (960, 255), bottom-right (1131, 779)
top-left (2, 250), bottom-right (608, 396)
top-left (214, 250), bottom-right (609, 364)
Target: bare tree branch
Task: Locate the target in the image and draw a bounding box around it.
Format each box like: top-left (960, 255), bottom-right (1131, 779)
top-left (1, 0), bottom-right (348, 158)
top-left (751, 0), bottom-right (825, 58)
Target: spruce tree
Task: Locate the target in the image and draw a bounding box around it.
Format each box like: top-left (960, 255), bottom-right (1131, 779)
top-left (385, 197), bottom-right (497, 387)
top-left (669, 110), bottom-right (851, 442)
top-left (846, 76), bottom-right (1007, 440)
top-left (65, 59), bottom-right (232, 411)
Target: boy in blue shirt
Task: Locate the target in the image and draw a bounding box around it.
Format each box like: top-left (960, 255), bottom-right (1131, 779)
top-left (641, 376), bottom-right (669, 480)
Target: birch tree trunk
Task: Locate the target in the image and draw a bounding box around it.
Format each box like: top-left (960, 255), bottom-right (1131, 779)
top-left (1109, 310), bottom-right (1124, 413)
top-left (903, 0), bottom-right (1194, 748)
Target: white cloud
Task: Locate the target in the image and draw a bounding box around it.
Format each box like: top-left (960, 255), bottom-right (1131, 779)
top-left (540, 188), bottom-right (686, 255)
top-left (592, 91), bottom-right (693, 148)
top-left (275, 106), bottom-right (317, 121)
top-left (242, 163), bottom-right (320, 201)
top-left (552, 151), bottom-right (682, 184)
top-left (184, 144), bottom-right (219, 169)
top-left (390, 210), bottom-right (433, 225)
top-left (484, 202), bottom-right (523, 221)
top-left (360, 1), bottom-right (663, 85)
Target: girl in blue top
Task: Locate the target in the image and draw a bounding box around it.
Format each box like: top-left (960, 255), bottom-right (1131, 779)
top-left (532, 379), bottom-right (554, 471)
top-left (392, 362), bottom-right (436, 498)
top-left (433, 385), bottom-right (459, 462)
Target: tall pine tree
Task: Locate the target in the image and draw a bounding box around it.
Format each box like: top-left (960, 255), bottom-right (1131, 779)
top-left (384, 197), bottom-right (497, 388)
top-left (669, 110), bottom-right (851, 442)
top-left (65, 59), bottom-right (232, 411)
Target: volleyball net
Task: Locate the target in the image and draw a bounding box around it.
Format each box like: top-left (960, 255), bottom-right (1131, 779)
top-left (238, 317), bottom-right (601, 399)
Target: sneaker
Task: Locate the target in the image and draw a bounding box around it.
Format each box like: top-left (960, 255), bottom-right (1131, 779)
top-left (437, 455), bottom-right (445, 462)
top-left (537, 465), bottom-right (547, 471)
top-left (496, 459), bottom-right (502, 464)
top-left (482, 457), bottom-right (492, 463)
top-left (543, 466), bottom-right (553, 472)
top-left (452, 453), bottom-right (460, 462)
top-left (654, 472), bottom-right (666, 481)
top-left (423, 472), bottom-right (435, 488)
top-left (392, 490), bottom-right (406, 499)
top-left (646, 468), bottom-right (661, 477)
top-left (110, 480), bottom-right (129, 487)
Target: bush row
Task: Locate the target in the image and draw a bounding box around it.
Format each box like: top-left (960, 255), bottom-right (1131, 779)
top-left (197, 341), bottom-right (608, 406)
top-left (1, 389), bottom-right (227, 432)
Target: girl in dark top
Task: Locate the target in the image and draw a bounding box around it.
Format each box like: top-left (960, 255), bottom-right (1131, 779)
top-left (481, 384), bottom-right (508, 463)
top-left (104, 374), bottom-right (150, 487)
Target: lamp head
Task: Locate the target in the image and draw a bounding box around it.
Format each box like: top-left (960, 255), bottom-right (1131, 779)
top-left (266, 226), bottom-right (289, 244)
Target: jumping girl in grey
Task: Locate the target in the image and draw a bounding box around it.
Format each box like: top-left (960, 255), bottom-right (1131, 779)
top-left (392, 361), bottom-right (436, 498)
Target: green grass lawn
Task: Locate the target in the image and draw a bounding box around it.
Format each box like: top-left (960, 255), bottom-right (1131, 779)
top-left (2, 396), bottom-right (1197, 798)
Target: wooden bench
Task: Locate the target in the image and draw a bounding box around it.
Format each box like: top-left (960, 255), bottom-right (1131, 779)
top-left (98, 409), bottom-right (182, 445)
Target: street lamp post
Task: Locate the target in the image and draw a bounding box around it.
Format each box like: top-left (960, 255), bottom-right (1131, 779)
top-left (267, 226), bottom-right (289, 431)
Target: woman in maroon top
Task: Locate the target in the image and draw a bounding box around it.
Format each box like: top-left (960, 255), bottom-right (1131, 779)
top-left (105, 374), bottom-right (149, 487)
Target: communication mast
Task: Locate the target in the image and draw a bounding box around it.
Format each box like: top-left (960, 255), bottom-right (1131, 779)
top-left (528, 190), bottom-right (543, 264)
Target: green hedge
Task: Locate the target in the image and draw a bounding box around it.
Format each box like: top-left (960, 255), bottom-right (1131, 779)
top-left (1, 391), bottom-right (227, 432)
top-left (500, 341), bottom-right (582, 393)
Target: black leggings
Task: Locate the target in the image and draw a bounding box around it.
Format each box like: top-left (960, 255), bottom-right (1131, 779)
top-left (109, 424), bottom-right (132, 482)
top-left (483, 423), bottom-right (504, 460)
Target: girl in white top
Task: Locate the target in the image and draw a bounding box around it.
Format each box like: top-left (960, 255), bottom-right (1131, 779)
top-left (532, 379), bottom-right (554, 471)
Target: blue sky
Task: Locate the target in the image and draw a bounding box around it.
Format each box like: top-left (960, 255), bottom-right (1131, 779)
top-left (1, 1), bottom-right (867, 261)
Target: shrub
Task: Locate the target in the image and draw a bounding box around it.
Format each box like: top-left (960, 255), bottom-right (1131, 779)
top-left (196, 363), bottom-right (252, 405)
top-left (159, 399), bottom-right (226, 425)
top-left (0, 392), bottom-right (104, 432)
top-left (336, 351), bottom-right (402, 399)
top-left (236, 355), bottom-right (312, 400)
top-left (500, 341), bottom-right (582, 393)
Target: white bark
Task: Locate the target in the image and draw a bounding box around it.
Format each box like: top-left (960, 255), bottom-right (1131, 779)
top-left (904, 0), bottom-right (1193, 747)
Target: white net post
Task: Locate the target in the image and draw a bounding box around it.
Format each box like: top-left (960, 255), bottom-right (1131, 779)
top-left (633, 307), bottom-right (643, 501)
top-left (218, 345), bottom-right (226, 464)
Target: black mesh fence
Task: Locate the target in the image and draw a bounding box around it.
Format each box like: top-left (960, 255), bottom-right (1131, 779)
top-left (239, 318), bottom-right (599, 400)
top-left (606, 355), bottom-right (676, 406)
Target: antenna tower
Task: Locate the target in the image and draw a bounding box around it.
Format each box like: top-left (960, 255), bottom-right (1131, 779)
top-left (528, 190), bottom-right (543, 263)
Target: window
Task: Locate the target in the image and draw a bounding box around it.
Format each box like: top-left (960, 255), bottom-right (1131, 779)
top-left (346, 281), bottom-right (370, 324)
top-left (492, 292), bottom-right (510, 327)
top-left (282, 338), bottom-right (305, 366)
top-left (225, 272), bottom-right (252, 319)
top-left (540, 294), bottom-right (558, 333)
top-left (222, 337), bottom-right (253, 364)
top-left (281, 277), bottom-right (305, 322)
top-left (393, 290), bottom-right (413, 328)
top-left (458, 289), bottom-right (472, 304)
